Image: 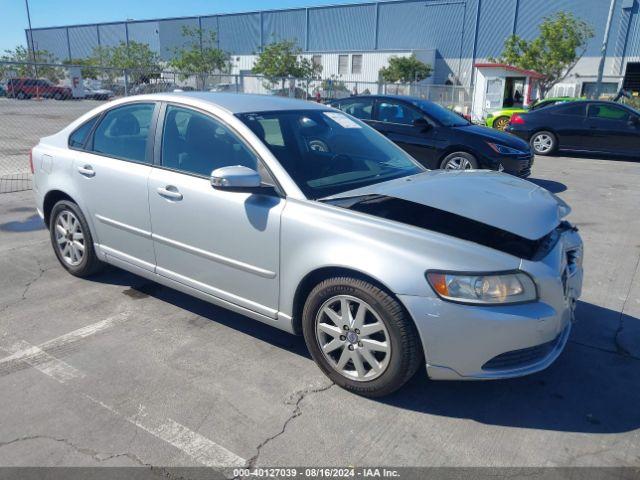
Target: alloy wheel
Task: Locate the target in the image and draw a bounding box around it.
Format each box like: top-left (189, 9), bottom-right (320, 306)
top-left (54, 210), bottom-right (85, 266)
top-left (315, 295), bottom-right (391, 382)
top-left (494, 117), bottom-right (509, 131)
top-left (444, 156), bottom-right (473, 170)
top-left (532, 134), bottom-right (553, 154)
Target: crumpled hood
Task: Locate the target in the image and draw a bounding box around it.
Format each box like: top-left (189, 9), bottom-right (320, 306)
top-left (327, 170), bottom-right (568, 240)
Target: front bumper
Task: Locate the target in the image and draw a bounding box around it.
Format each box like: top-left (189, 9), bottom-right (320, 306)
top-left (479, 152), bottom-right (534, 178)
top-left (399, 227), bottom-right (583, 380)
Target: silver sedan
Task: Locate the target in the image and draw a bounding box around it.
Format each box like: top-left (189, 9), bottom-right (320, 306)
top-left (31, 93), bottom-right (583, 397)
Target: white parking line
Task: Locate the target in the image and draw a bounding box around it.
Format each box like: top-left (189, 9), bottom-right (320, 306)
top-left (0, 311), bottom-right (247, 468)
top-left (0, 310), bottom-right (132, 366)
top-left (3, 340), bottom-right (85, 383)
top-left (84, 398), bottom-right (247, 468)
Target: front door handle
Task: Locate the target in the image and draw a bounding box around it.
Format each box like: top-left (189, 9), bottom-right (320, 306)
top-left (157, 186), bottom-right (183, 201)
top-left (77, 165), bottom-right (95, 177)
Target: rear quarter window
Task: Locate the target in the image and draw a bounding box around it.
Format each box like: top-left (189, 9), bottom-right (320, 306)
top-left (68, 116), bottom-right (100, 150)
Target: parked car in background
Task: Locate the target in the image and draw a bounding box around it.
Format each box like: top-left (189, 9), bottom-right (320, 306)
top-left (486, 97), bottom-right (582, 131)
top-left (0, 83), bottom-right (6, 97)
top-left (6, 78), bottom-right (72, 100)
top-left (329, 95), bottom-right (533, 177)
top-left (131, 83), bottom-right (180, 95)
top-left (84, 86), bottom-right (114, 101)
top-left (31, 92), bottom-right (582, 396)
top-left (210, 83), bottom-right (237, 93)
top-left (506, 100), bottom-right (640, 157)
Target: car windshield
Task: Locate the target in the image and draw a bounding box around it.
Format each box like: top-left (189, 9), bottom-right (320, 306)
top-left (412, 100), bottom-right (470, 127)
top-left (238, 109), bottom-right (424, 199)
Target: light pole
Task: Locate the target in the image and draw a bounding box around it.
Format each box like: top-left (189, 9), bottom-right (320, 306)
top-left (594, 0), bottom-right (616, 99)
top-left (25, 0), bottom-right (39, 78)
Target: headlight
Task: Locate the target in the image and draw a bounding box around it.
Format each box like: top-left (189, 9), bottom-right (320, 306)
top-left (426, 271), bottom-right (537, 305)
top-left (487, 142), bottom-right (527, 155)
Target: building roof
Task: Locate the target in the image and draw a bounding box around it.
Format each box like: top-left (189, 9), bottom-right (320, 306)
top-left (473, 63), bottom-right (545, 79)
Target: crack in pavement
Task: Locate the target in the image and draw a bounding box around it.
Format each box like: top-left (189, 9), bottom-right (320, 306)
top-left (0, 260), bottom-right (51, 316)
top-left (568, 340), bottom-right (640, 362)
top-left (613, 251), bottom-right (640, 359)
top-left (245, 382), bottom-right (335, 471)
top-left (0, 435), bottom-right (150, 466)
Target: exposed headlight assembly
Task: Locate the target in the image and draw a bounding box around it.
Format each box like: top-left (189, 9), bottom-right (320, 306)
top-left (426, 271), bottom-right (537, 305)
top-left (486, 142), bottom-right (527, 155)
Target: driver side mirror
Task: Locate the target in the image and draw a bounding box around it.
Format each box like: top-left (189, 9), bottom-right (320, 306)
top-left (413, 117), bottom-right (431, 131)
top-left (629, 116), bottom-right (640, 128)
top-left (211, 165), bottom-right (262, 190)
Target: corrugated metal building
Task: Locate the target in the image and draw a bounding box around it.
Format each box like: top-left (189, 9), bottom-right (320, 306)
top-left (24, 0), bottom-right (640, 95)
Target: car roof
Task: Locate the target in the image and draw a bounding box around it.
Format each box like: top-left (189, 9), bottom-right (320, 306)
top-left (333, 94), bottom-right (428, 103)
top-left (141, 92), bottom-right (330, 114)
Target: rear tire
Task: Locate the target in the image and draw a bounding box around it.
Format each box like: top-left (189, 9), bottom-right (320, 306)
top-left (49, 200), bottom-right (104, 278)
top-left (302, 277), bottom-right (423, 397)
top-left (530, 131), bottom-right (557, 156)
top-left (440, 151), bottom-right (478, 171)
top-left (54, 92), bottom-right (62, 100)
top-left (493, 116), bottom-right (510, 131)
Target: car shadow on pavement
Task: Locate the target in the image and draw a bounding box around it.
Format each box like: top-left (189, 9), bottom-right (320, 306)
top-left (382, 300), bottom-right (640, 434)
top-left (527, 178), bottom-right (567, 193)
top-left (89, 267), bottom-right (311, 358)
top-left (90, 269), bottom-right (640, 434)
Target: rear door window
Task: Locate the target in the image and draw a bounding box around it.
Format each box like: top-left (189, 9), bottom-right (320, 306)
top-left (375, 100), bottom-right (423, 125)
top-left (90, 103), bottom-right (155, 163)
top-left (335, 98), bottom-right (374, 120)
top-left (552, 103), bottom-right (586, 117)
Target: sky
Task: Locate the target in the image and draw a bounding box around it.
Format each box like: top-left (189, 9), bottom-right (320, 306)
top-left (0, 0), bottom-right (380, 52)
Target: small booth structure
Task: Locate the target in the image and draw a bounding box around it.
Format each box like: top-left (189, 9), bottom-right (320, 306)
top-left (471, 63), bottom-right (544, 122)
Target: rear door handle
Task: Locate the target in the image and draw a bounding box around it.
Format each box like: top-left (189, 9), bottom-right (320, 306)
top-left (157, 186), bottom-right (183, 201)
top-left (77, 165), bottom-right (95, 177)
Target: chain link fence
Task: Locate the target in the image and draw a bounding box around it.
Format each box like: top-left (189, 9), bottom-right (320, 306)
top-left (0, 61), bottom-right (471, 194)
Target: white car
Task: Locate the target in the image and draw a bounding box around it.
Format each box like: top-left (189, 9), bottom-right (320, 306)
top-left (30, 93), bottom-right (583, 396)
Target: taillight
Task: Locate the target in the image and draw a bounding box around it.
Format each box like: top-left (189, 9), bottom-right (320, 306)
top-left (29, 148), bottom-right (35, 174)
top-left (510, 113), bottom-right (525, 125)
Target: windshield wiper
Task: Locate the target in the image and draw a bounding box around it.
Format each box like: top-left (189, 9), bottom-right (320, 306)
top-left (318, 193), bottom-right (385, 208)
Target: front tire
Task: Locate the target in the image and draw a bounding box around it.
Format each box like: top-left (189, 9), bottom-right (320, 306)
top-left (49, 200), bottom-right (104, 277)
top-left (440, 151), bottom-right (478, 171)
top-left (302, 277), bottom-right (423, 397)
top-left (530, 131), bottom-right (557, 156)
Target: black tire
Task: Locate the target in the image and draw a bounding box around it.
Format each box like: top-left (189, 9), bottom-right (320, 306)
top-left (53, 92), bottom-right (62, 100)
top-left (302, 277), bottom-right (423, 397)
top-left (16, 91), bottom-right (27, 100)
top-left (530, 130), bottom-right (557, 156)
top-left (439, 151), bottom-right (478, 171)
top-left (49, 200), bottom-right (104, 277)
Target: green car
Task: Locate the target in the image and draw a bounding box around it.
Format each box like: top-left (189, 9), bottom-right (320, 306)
top-left (486, 97), bottom-right (582, 130)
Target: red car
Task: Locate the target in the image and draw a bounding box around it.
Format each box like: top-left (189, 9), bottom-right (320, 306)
top-left (7, 78), bottom-right (72, 100)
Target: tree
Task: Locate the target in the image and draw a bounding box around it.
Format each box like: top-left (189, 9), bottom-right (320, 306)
top-left (0, 45), bottom-right (62, 82)
top-left (252, 39), bottom-right (320, 90)
top-left (492, 12), bottom-right (594, 97)
top-left (168, 26), bottom-right (230, 89)
top-left (379, 54), bottom-right (432, 83)
top-left (96, 41), bottom-right (161, 84)
top-left (63, 57), bottom-right (101, 79)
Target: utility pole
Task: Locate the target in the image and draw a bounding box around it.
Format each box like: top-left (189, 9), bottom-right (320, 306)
top-left (25, 0), bottom-right (39, 79)
top-left (595, 0), bottom-right (616, 99)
